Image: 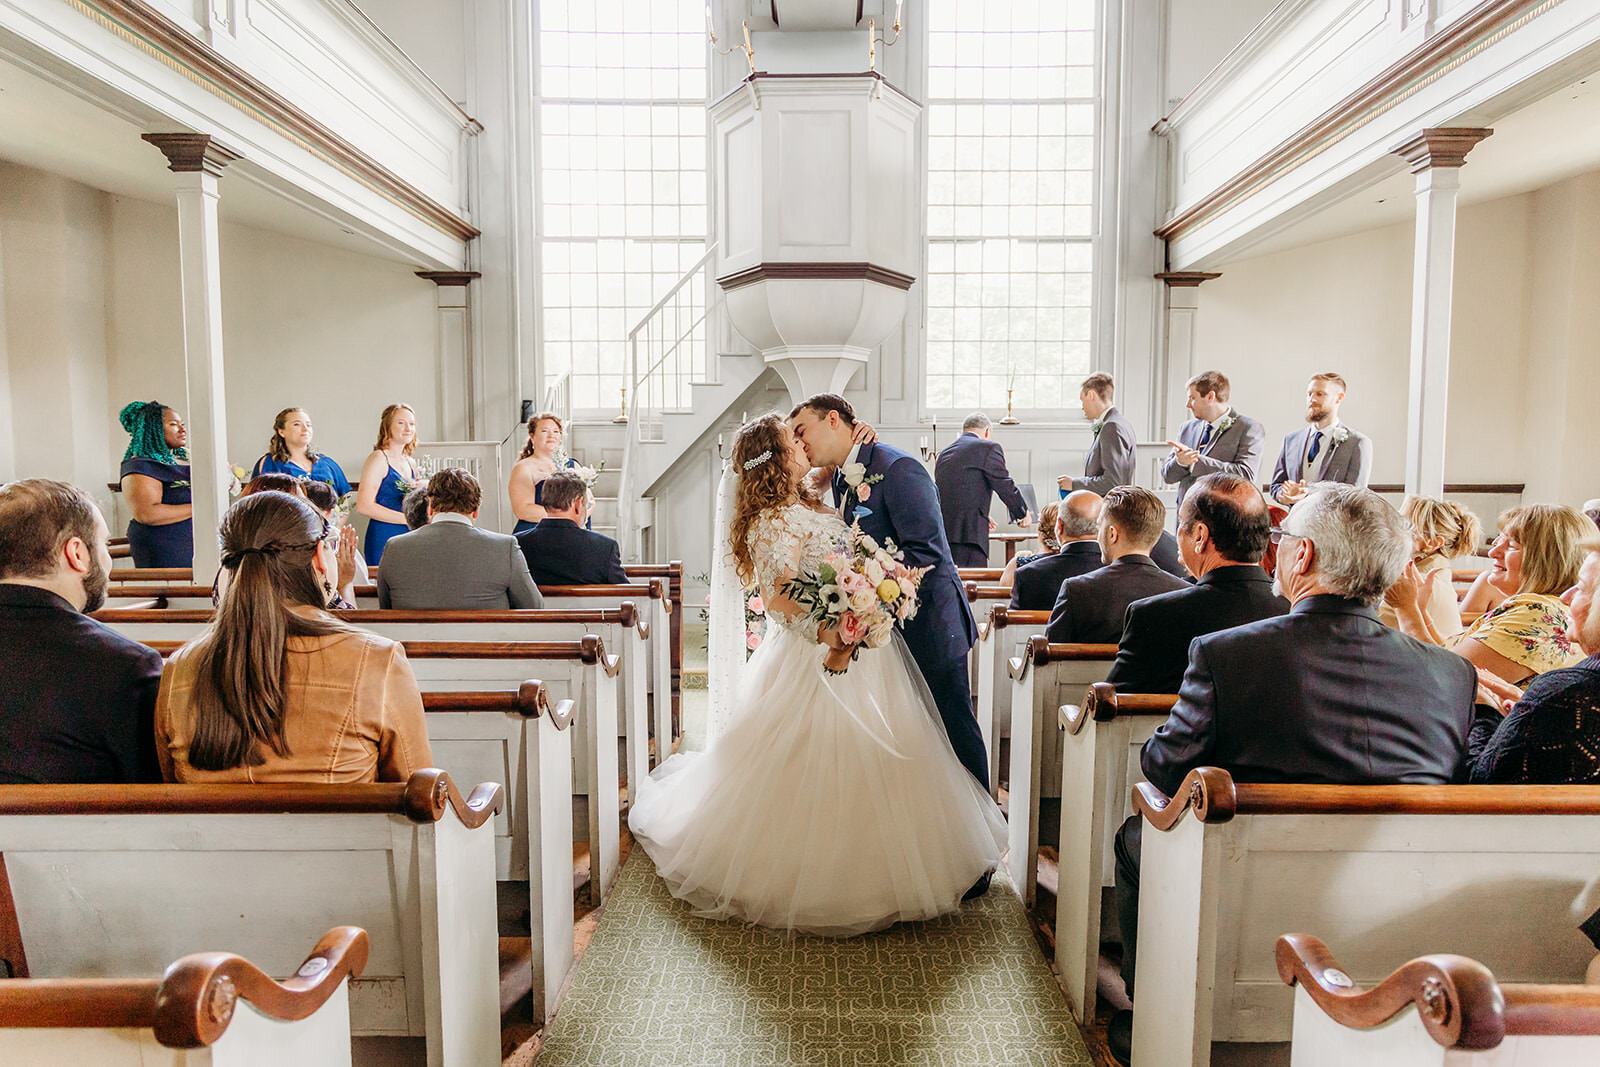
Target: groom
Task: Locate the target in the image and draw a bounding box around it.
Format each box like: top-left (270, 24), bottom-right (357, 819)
top-left (788, 395), bottom-right (989, 794)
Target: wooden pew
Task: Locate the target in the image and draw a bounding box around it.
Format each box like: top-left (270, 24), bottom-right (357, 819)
top-left (1129, 768), bottom-right (1600, 1066)
top-left (964, 583), bottom-right (1017, 735)
top-left (623, 562), bottom-right (685, 732)
top-left (957, 568), bottom-right (1005, 583)
top-left (0, 770), bottom-right (504, 1066)
top-left (1055, 684), bottom-right (1177, 1020)
top-left (0, 927), bottom-right (369, 1065)
top-left (1276, 932), bottom-right (1600, 1065)
top-left (973, 607), bottom-right (1049, 798)
top-left (1004, 637), bottom-right (1118, 906)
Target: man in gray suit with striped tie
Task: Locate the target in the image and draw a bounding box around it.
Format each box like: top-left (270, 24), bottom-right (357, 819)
top-left (1161, 370), bottom-right (1266, 516)
top-left (1268, 372), bottom-right (1373, 504)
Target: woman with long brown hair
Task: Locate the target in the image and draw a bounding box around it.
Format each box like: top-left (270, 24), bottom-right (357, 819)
top-left (154, 490), bottom-right (430, 783)
top-left (628, 413), bottom-right (1005, 937)
top-left (250, 407), bottom-right (351, 494)
top-left (356, 403), bottom-right (420, 565)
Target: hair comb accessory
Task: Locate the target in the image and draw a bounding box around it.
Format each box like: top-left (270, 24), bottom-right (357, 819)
top-left (743, 450), bottom-right (773, 471)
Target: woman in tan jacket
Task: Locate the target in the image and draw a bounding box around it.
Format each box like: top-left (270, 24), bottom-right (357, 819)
top-left (156, 490), bottom-right (432, 783)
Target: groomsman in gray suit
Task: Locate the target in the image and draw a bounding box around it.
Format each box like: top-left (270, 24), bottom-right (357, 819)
top-left (1269, 372), bottom-right (1373, 504)
top-left (1161, 370), bottom-right (1266, 515)
top-left (1059, 372), bottom-right (1136, 497)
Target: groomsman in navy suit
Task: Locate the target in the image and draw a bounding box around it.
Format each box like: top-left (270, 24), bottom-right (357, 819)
top-left (1160, 370), bottom-right (1265, 517)
top-left (934, 412), bottom-right (1032, 568)
top-left (1060, 373), bottom-right (1136, 497)
top-left (1269, 372), bottom-right (1373, 504)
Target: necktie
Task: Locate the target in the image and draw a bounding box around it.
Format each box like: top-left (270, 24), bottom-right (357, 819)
top-left (1199, 424), bottom-right (1213, 448)
top-left (1306, 430), bottom-right (1323, 465)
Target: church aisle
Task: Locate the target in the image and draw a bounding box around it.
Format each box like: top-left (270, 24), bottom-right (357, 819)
top-left (535, 853), bottom-right (1090, 1065)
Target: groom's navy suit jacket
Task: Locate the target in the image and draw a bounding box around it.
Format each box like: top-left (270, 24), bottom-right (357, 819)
top-left (834, 441), bottom-right (977, 664)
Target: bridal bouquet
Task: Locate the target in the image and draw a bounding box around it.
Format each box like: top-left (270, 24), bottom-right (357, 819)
top-left (782, 522), bottom-right (927, 675)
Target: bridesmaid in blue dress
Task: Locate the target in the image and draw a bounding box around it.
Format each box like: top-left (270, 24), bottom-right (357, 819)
top-left (356, 403), bottom-right (421, 565)
top-left (507, 412), bottom-right (587, 534)
top-left (118, 401), bottom-right (194, 568)
top-left (251, 407), bottom-right (351, 493)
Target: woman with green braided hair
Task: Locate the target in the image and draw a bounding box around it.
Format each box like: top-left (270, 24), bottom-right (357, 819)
top-left (117, 401), bottom-right (193, 567)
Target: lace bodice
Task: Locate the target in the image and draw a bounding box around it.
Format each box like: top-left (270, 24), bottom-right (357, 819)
top-left (747, 504), bottom-right (848, 637)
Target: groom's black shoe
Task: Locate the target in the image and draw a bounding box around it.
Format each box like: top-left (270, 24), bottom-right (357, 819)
top-left (962, 871), bottom-right (993, 901)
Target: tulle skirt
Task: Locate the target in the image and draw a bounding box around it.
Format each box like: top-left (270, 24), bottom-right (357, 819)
top-left (628, 625), bottom-right (1006, 937)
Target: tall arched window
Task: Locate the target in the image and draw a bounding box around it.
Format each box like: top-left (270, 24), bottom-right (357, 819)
top-left (538, 1), bottom-right (708, 412)
top-left (925, 0), bottom-right (1097, 413)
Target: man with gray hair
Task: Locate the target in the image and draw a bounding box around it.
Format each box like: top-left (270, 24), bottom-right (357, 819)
top-left (1103, 482), bottom-right (1476, 1064)
top-left (1010, 490), bottom-right (1104, 610)
top-left (934, 412), bottom-right (1032, 567)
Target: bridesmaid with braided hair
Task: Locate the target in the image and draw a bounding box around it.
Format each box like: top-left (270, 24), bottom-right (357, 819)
top-left (117, 401), bottom-right (193, 567)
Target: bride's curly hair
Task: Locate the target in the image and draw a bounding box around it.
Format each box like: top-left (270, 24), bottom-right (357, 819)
top-left (729, 413), bottom-right (820, 585)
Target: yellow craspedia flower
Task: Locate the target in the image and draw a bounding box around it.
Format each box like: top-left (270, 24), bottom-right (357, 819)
top-left (876, 579), bottom-right (901, 602)
top-left (231, 465), bottom-right (249, 480)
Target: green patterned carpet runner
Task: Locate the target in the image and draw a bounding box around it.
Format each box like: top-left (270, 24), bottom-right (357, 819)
top-left (536, 855), bottom-right (1091, 1066)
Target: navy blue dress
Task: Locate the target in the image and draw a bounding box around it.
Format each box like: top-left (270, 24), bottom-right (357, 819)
top-left (120, 458), bottom-right (192, 568)
top-left (252, 454), bottom-right (351, 495)
top-left (512, 458), bottom-right (590, 535)
top-left (362, 458), bottom-right (416, 565)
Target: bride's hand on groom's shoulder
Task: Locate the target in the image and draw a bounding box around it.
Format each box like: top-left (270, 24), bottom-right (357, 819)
top-left (851, 421), bottom-right (878, 446)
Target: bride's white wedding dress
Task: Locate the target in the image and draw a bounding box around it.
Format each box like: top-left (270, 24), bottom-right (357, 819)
top-left (628, 503), bottom-right (1006, 936)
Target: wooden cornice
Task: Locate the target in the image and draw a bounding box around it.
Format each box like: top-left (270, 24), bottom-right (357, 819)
top-left (415, 270), bottom-right (482, 287)
top-left (716, 261), bottom-right (918, 292)
top-left (1155, 0), bottom-right (1551, 241)
top-left (1394, 128), bottom-right (1494, 172)
top-left (70, 0), bottom-right (479, 242)
top-left (1157, 271), bottom-right (1222, 287)
top-left (141, 133), bottom-right (241, 177)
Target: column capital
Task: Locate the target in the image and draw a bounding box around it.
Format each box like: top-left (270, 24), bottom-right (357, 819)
top-left (142, 133), bottom-right (242, 177)
top-left (1156, 271), bottom-right (1221, 288)
top-left (1393, 128), bottom-right (1492, 173)
top-left (415, 270), bottom-right (482, 287)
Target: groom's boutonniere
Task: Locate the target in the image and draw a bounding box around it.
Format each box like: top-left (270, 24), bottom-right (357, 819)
top-left (840, 462), bottom-right (884, 502)
top-left (1213, 412), bottom-right (1237, 437)
top-left (1090, 415), bottom-right (1107, 437)
top-left (1330, 425), bottom-right (1351, 446)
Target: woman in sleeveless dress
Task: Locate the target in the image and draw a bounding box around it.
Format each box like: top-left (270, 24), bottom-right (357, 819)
top-left (356, 403), bottom-right (420, 565)
top-left (507, 412), bottom-right (588, 535)
top-left (628, 414), bottom-right (1005, 937)
top-left (117, 401), bottom-right (194, 568)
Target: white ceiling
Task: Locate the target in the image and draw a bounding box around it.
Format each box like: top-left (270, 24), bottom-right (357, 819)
top-left (1235, 73), bottom-right (1600, 260)
top-left (0, 51), bottom-right (419, 264)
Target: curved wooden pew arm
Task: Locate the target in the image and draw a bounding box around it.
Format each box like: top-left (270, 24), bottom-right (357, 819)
top-left (1059, 683), bottom-right (1179, 733)
top-left (1007, 636), bottom-right (1121, 680)
top-left (0, 926), bottom-right (370, 1049)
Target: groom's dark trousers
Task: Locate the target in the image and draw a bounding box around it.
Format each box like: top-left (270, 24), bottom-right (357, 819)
top-left (834, 441), bottom-right (990, 791)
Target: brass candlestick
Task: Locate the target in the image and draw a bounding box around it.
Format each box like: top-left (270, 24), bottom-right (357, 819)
top-left (999, 388), bottom-right (1020, 425)
top-left (612, 388), bottom-right (629, 424)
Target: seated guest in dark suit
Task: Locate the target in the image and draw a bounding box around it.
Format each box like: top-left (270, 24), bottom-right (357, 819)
top-left (1045, 486), bottom-right (1187, 643)
top-left (0, 479), bottom-right (162, 784)
top-left (1148, 528), bottom-right (1192, 581)
top-left (934, 412), bottom-right (1032, 567)
top-left (1010, 490), bottom-right (1103, 610)
top-left (377, 468), bottom-right (542, 610)
top-left (1469, 536), bottom-right (1600, 784)
top-left (517, 472), bottom-right (628, 586)
top-left (1104, 483), bottom-right (1476, 1064)
top-left (1105, 474), bottom-right (1288, 694)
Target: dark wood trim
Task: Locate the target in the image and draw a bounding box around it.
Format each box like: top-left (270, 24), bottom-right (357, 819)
top-left (959, 568), bottom-right (1005, 582)
top-left (0, 854), bottom-right (28, 978)
top-left (1157, 271), bottom-right (1222, 287)
top-left (964, 582), bottom-right (1011, 602)
top-left (0, 928), bottom-right (369, 1047)
top-left (991, 607), bottom-right (1049, 631)
top-left (74, 0), bottom-right (479, 242)
top-left (1155, 0), bottom-right (1547, 241)
top-left (1368, 483), bottom-right (1526, 494)
top-left (1061, 683), bottom-right (1178, 734)
top-left (141, 132), bottom-right (241, 176)
top-left (716, 261), bottom-right (917, 292)
top-left (1394, 128), bottom-right (1494, 172)
top-left (400, 768), bottom-right (502, 827)
top-left (1132, 767), bottom-right (1239, 829)
top-left (415, 270), bottom-right (481, 287)
top-left (95, 606), bottom-right (636, 626)
top-left (106, 568), bottom-right (192, 582)
top-left (421, 682), bottom-right (545, 718)
top-left (398, 640), bottom-right (600, 662)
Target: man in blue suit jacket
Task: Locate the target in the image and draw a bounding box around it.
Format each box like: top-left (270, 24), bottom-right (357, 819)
top-left (1103, 483), bottom-right (1476, 1064)
top-left (934, 412), bottom-right (1032, 567)
top-left (789, 395), bottom-right (989, 796)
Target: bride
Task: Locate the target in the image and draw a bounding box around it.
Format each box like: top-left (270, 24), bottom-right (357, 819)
top-left (628, 413), bottom-right (1006, 936)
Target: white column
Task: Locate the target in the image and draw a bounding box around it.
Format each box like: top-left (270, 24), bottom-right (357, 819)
top-left (1394, 128), bottom-right (1491, 499)
top-left (1155, 272), bottom-right (1220, 445)
top-left (417, 271), bottom-right (481, 441)
top-left (143, 134), bottom-right (239, 577)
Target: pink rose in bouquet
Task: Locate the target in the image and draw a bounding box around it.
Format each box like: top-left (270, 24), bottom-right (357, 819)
top-left (836, 610), bottom-right (869, 645)
top-left (779, 520), bottom-right (931, 675)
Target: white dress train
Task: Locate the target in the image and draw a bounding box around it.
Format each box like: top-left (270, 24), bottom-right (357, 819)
top-left (628, 504), bottom-right (1006, 937)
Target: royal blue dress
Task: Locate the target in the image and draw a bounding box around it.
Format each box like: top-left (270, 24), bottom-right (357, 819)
top-left (362, 458), bottom-right (415, 565)
top-left (512, 458), bottom-right (590, 536)
top-left (252, 454), bottom-right (351, 495)
top-left (120, 458), bottom-right (192, 568)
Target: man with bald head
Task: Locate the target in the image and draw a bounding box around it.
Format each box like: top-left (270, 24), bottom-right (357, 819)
top-left (1010, 490), bottom-right (1103, 611)
top-left (1105, 473), bottom-right (1288, 694)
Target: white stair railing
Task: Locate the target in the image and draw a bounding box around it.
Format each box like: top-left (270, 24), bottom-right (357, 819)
top-left (616, 244), bottom-right (720, 562)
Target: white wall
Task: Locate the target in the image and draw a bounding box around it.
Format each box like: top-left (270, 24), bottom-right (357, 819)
top-left (350, 0), bottom-right (469, 104)
top-left (0, 163), bottom-right (438, 520)
top-left (1164, 0), bottom-right (1280, 106)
